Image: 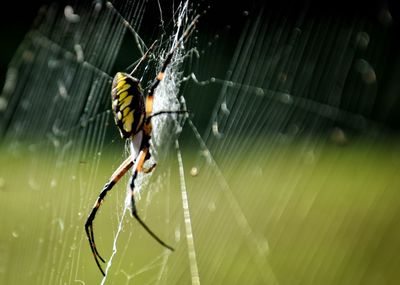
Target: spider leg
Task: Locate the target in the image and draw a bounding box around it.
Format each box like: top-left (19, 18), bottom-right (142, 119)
top-left (128, 148), bottom-right (174, 251)
top-left (85, 156), bottom-right (134, 276)
top-left (106, 1), bottom-right (147, 55)
top-left (129, 40), bottom-right (158, 76)
top-left (145, 15), bottom-right (199, 118)
top-left (106, 2), bottom-right (159, 75)
top-left (146, 110), bottom-right (188, 124)
top-left (142, 163), bottom-right (157, 174)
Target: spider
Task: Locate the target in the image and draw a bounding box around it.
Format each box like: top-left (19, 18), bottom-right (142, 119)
top-left (84, 13), bottom-right (198, 276)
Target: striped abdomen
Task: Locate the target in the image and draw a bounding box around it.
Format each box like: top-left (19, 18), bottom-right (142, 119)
top-left (111, 72), bottom-right (145, 139)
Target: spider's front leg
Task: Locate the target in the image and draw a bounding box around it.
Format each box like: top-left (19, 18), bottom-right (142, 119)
top-left (128, 148), bottom-right (174, 251)
top-left (85, 182), bottom-right (114, 275)
top-left (85, 156), bottom-right (134, 276)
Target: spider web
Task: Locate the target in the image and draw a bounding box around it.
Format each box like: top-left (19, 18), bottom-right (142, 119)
top-left (1, 0), bottom-right (400, 285)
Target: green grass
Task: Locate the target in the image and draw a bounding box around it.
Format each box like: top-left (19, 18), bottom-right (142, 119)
top-left (1, 138), bottom-right (400, 284)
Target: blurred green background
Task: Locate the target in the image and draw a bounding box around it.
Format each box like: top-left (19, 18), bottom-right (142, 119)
top-left (1, 137), bottom-right (400, 284)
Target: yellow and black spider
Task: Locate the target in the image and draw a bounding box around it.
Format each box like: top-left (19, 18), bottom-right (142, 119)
top-left (85, 17), bottom-right (198, 276)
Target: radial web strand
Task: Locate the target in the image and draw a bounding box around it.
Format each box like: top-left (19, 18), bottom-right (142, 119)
top-left (175, 139), bottom-right (200, 285)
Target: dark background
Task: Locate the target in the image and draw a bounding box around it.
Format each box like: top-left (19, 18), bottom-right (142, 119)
top-left (1, 0), bottom-right (400, 128)
top-left (2, 0), bottom-right (399, 78)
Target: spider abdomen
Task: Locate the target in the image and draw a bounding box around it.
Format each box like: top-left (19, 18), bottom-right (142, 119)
top-left (111, 72), bottom-right (146, 138)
